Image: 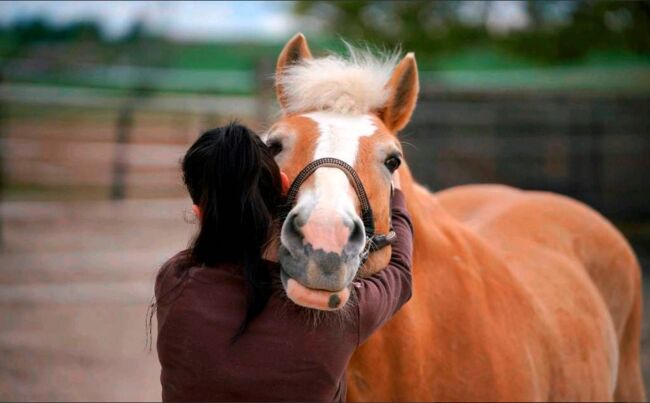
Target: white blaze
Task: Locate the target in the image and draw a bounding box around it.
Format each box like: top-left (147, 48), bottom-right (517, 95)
top-left (301, 112), bottom-right (376, 214)
top-left (306, 112), bottom-right (376, 163)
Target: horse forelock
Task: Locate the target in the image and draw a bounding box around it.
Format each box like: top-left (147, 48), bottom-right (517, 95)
top-left (277, 45), bottom-right (400, 115)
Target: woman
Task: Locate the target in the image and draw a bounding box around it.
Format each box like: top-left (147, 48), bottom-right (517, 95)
top-left (154, 123), bottom-right (413, 402)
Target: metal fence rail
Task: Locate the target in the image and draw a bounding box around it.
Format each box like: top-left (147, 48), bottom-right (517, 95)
top-left (1, 83), bottom-right (648, 220)
top-left (407, 89), bottom-right (650, 219)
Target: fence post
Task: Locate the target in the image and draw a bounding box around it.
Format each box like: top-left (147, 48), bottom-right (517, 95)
top-left (0, 69), bottom-right (5, 248)
top-left (110, 81), bottom-right (154, 200)
top-left (588, 103), bottom-right (604, 212)
top-left (255, 56), bottom-right (273, 131)
top-left (111, 105), bottom-right (134, 200)
top-left (493, 99), bottom-right (510, 183)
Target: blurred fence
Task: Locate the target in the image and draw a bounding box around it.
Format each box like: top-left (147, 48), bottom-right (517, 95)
top-left (406, 90), bottom-right (650, 219)
top-left (1, 77), bottom-right (648, 220)
top-left (0, 50), bottom-right (648, 216)
top-left (0, 83), bottom-right (262, 202)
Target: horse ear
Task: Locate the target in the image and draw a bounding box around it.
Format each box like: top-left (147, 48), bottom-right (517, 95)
top-left (379, 53), bottom-right (419, 133)
top-left (276, 33), bottom-right (313, 110)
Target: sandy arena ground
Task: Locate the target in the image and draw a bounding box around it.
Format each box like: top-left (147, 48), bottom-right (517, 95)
top-left (0, 198), bottom-right (192, 401)
top-left (0, 198), bottom-right (648, 400)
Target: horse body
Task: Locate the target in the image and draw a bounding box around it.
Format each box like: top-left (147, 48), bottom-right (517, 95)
top-left (348, 182), bottom-right (644, 401)
top-left (270, 33), bottom-right (645, 401)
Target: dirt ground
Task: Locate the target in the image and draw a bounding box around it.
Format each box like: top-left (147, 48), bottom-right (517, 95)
top-left (0, 198), bottom-right (191, 401)
top-left (0, 198), bottom-right (648, 401)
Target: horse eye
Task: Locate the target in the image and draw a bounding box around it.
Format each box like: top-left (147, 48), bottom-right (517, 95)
top-left (384, 156), bottom-right (401, 173)
top-left (267, 140), bottom-right (283, 156)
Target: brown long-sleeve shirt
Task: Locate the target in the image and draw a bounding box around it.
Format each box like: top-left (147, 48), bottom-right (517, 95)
top-left (155, 190), bottom-right (413, 402)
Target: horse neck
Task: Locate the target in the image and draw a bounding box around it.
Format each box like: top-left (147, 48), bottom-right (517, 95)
top-left (400, 165), bottom-right (449, 227)
top-left (397, 164), bottom-right (520, 296)
top-left (398, 164), bottom-right (463, 270)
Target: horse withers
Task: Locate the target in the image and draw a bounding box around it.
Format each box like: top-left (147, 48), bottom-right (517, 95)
top-left (264, 33), bottom-right (645, 402)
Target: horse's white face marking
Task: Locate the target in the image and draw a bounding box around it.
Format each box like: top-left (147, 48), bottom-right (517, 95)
top-left (307, 112), bottom-right (377, 163)
top-left (300, 112), bottom-right (376, 214)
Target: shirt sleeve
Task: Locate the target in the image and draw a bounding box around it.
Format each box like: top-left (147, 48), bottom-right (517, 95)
top-left (355, 188), bottom-right (414, 346)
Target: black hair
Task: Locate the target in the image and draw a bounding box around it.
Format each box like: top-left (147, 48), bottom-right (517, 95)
top-left (149, 122), bottom-right (283, 344)
top-left (183, 123), bottom-right (282, 267)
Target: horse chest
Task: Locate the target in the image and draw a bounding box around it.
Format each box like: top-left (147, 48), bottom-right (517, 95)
top-left (349, 245), bottom-right (617, 401)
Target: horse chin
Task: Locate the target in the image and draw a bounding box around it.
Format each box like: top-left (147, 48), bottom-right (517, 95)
top-left (279, 269), bottom-right (351, 311)
top-left (278, 246), bottom-right (355, 311)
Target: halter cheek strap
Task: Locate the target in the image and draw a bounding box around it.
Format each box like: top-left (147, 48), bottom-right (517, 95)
top-left (279, 157), bottom-right (396, 264)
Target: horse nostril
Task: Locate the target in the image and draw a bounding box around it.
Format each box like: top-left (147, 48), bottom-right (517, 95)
top-left (349, 218), bottom-right (365, 246)
top-left (285, 212), bottom-right (304, 243)
top-left (292, 211), bottom-right (306, 231)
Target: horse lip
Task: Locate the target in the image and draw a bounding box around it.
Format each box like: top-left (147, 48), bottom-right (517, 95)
top-left (279, 244), bottom-right (359, 291)
top-left (279, 268), bottom-right (348, 294)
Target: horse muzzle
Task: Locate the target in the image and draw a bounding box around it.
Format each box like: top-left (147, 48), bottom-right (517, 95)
top-left (279, 209), bottom-right (362, 310)
top-left (277, 157), bottom-right (396, 310)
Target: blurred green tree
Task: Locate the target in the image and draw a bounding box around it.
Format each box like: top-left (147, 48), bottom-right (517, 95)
top-left (11, 18), bottom-right (104, 45)
top-left (293, 0), bottom-right (650, 63)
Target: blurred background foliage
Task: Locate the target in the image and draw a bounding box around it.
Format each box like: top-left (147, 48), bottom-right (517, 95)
top-left (0, 0), bottom-right (648, 95)
top-left (294, 0), bottom-right (650, 66)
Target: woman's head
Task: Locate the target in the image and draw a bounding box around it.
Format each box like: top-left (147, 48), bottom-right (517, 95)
top-left (182, 122), bottom-right (285, 340)
top-left (182, 122), bottom-right (284, 267)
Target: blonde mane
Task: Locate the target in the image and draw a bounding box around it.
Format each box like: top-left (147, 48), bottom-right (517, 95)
top-left (277, 45), bottom-right (400, 115)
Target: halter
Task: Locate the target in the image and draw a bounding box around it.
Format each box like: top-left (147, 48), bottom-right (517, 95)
top-left (279, 157), bottom-right (396, 263)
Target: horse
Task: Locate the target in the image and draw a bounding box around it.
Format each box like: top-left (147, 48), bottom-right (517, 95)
top-left (264, 33), bottom-right (645, 401)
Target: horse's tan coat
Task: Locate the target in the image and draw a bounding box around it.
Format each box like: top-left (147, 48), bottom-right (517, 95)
top-left (347, 180), bottom-right (644, 401)
top-left (272, 33), bottom-right (645, 401)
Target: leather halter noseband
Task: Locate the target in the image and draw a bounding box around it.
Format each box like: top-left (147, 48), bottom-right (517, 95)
top-left (279, 157), bottom-right (396, 263)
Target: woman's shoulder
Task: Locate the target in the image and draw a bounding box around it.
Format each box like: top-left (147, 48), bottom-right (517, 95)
top-left (155, 249), bottom-right (194, 298)
top-left (163, 249), bottom-right (193, 270)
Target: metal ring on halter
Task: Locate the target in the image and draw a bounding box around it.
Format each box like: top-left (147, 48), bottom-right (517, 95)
top-left (279, 157), bottom-right (396, 264)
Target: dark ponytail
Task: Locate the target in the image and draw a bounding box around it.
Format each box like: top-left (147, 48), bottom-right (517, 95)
top-left (176, 122), bottom-right (282, 341)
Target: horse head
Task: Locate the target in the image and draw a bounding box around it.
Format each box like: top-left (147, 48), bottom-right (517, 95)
top-left (263, 33), bottom-right (419, 311)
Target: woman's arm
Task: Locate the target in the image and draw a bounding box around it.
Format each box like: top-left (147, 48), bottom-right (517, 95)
top-left (355, 177), bottom-right (414, 345)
